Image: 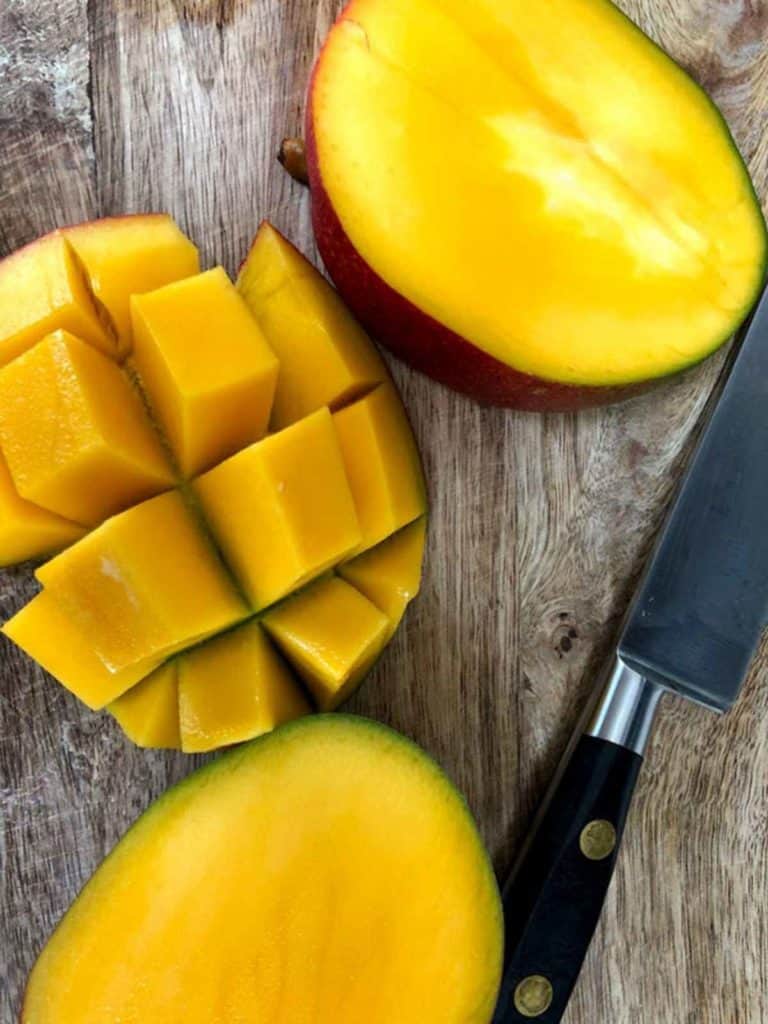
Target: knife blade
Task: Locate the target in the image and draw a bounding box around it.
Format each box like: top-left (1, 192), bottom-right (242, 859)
top-left (492, 286), bottom-right (768, 1023)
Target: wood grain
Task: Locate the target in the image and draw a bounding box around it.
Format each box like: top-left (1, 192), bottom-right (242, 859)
top-left (1, 1), bottom-right (766, 1020)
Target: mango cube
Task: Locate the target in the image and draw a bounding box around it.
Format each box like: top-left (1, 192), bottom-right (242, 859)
top-left (0, 232), bottom-right (116, 367)
top-left (339, 518), bottom-right (426, 637)
top-left (131, 268), bottom-right (279, 476)
top-left (36, 491), bottom-right (248, 672)
top-left (194, 408), bottom-right (361, 610)
top-left (109, 663), bottom-right (181, 749)
top-left (178, 621), bottom-right (310, 753)
top-left (332, 384), bottom-right (426, 554)
top-left (0, 331), bottom-right (174, 526)
top-left (64, 214), bottom-right (199, 354)
top-left (237, 222), bottom-right (387, 429)
top-left (1, 592), bottom-right (160, 709)
top-left (262, 576), bottom-right (390, 710)
top-left (0, 451), bottom-right (85, 566)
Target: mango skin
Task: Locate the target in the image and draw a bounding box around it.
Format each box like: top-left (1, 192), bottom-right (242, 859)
top-left (306, 1), bottom-right (767, 411)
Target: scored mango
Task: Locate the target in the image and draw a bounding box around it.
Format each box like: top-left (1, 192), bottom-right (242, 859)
top-left (263, 576), bottom-right (391, 711)
top-left (0, 451), bottom-right (85, 567)
top-left (332, 383), bottom-right (426, 554)
top-left (339, 517), bottom-right (427, 637)
top-left (64, 214), bottom-right (199, 354)
top-left (131, 267), bottom-right (279, 476)
top-left (237, 221), bottom-right (387, 429)
top-left (0, 232), bottom-right (116, 367)
top-left (109, 662), bottom-right (181, 750)
top-left (194, 408), bottom-right (362, 610)
top-left (36, 491), bottom-right (248, 672)
top-left (178, 622), bottom-right (310, 753)
top-left (0, 217), bottom-right (426, 751)
top-left (1, 591), bottom-right (160, 709)
top-left (0, 330), bottom-right (174, 526)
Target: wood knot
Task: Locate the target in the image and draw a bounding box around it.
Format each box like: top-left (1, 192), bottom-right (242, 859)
top-left (554, 612), bottom-right (579, 658)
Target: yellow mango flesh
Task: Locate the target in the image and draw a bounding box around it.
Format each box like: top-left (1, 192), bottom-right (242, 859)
top-left (21, 716), bottom-right (503, 1024)
top-left (1, 219), bottom-right (426, 751)
top-left (0, 331), bottom-right (174, 526)
top-left (178, 621), bottom-right (310, 753)
top-left (36, 491), bottom-right (248, 672)
top-left (339, 517), bottom-right (426, 634)
top-left (237, 221), bottom-right (387, 428)
top-left (0, 233), bottom-right (117, 367)
top-left (1, 592), bottom-right (159, 709)
top-left (131, 268), bottom-right (279, 476)
top-left (109, 663), bottom-right (181, 749)
top-left (64, 214), bottom-right (199, 354)
top-left (312, 0), bottom-right (767, 385)
top-left (332, 383), bottom-right (426, 554)
top-left (0, 451), bottom-right (85, 567)
top-left (263, 576), bottom-right (390, 710)
top-left (194, 408), bottom-right (361, 610)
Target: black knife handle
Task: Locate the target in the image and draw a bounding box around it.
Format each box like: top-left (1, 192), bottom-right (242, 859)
top-left (492, 735), bottom-right (643, 1022)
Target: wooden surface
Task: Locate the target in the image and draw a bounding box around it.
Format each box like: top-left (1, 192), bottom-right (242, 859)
top-left (0, 1), bottom-right (766, 1020)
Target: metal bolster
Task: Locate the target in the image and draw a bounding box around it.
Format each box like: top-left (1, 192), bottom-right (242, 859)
top-left (585, 656), bottom-right (663, 756)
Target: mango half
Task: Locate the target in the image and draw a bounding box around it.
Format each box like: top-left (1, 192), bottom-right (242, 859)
top-left (21, 716), bottom-right (503, 1024)
top-left (307, 0), bottom-right (767, 409)
top-left (0, 219), bottom-right (426, 751)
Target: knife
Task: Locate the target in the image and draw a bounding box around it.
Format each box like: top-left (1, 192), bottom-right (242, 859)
top-left (492, 286), bottom-right (768, 1023)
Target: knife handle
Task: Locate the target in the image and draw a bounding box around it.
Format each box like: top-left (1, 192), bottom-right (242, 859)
top-left (492, 663), bottom-right (661, 1023)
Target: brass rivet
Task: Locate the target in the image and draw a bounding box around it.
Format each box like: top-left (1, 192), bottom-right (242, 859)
top-left (514, 975), bottom-right (554, 1017)
top-left (580, 819), bottom-right (617, 861)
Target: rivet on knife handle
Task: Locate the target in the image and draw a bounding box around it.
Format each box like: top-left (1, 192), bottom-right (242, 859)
top-left (492, 660), bottom-right (660, 1023)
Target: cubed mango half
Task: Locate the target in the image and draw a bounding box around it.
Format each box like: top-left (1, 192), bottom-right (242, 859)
top-left (1, 591), bottom-right (160, 709)
top-left (194, 408), bottom-right (361, 610)
top-left (332, 384), bottom-right (426, 554)
top-left (109, 662), bottom-right (181, 750)
top-left (237, 222), bottom-right (387, 429)
top-left (178, 622), bottom-right (310, 753)
top-left (339, 517), bottom-right (426, 637)
top-left (0, 331), bottom-right (174, 526)
top-left (131, 268), bottom-right (279, 476)
top-left (0, 450), bottom-right (85, 567)
top-left (64, 214), bottom-right (199, 354)
top-left (36, 490), bottom-right (248, 672)
top-left (0, 232), bottom-right (116, 367)
top-left (0, 217), bottom-right (427, 753)
top-left (263, 576), bottom-right (391, 711)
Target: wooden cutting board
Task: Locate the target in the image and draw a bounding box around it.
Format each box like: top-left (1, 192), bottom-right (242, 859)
top-left (1, 1), bottom-right (766, 1020)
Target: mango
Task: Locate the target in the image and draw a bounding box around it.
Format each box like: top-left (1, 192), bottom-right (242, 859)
top-left (64, 214), bottom-right (199, 353)
top-left (308, 0), bottom-right (767, 409)
top-left (21, 717), bottom-right (503, 1024)
top-left (131, 267), bottom-right (279, 475)
top-left (109, 662), bottom-right (181, 749)
top-left (0, 218), bottom-right (426, 752)
top-left (339, 517), bottom-right (426, 637)
top-left (36, 491), bottom-right (248, 672)
top-left (0, 330), bottom-right (174, 526)
top-left (0, 232), bottom-right (116, 367)
top-left (1, 592), bottom-right (159, 709)
top-left (237, 221), bottom-right (387, 429)
top-left (194, 408), bottom-right (361, 610)
top-left (263, 575), bottom-right (390, 710)
top-left (0, 451), bottom-right (85, 567)
top-left (178, 621), bottom-right (310, 753)
top-left (332, 383), bottom-right (426, 554)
